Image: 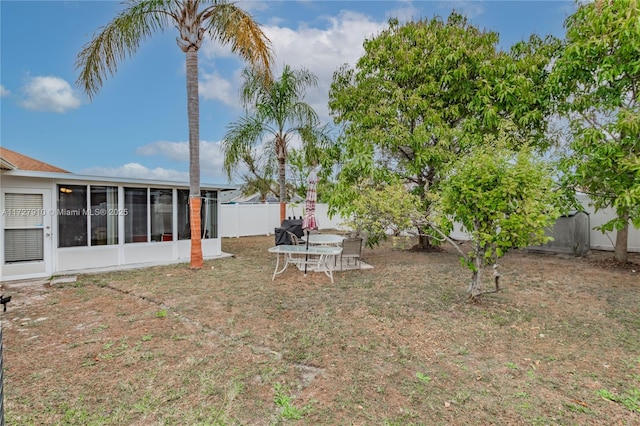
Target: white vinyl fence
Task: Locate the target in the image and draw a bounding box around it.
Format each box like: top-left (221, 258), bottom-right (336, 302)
top-left (220, 200), bottom-right (640, 252)
top-left (576, 194), bottom-right (640, 252)
top-left (220, 203), bottom-right (346, 238)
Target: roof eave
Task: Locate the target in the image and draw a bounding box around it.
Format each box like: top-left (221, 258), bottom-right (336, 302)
top-left (0, 158), bottom-right (18, 170)
top-left (0, 169), bottom-right (238, 190)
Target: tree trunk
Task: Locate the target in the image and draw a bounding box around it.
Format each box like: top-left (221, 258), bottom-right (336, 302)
top-left (467, 244), bottom-right (485, 301)
top-left (280, 202), bottom-right (286, 223)
top-left (614, 211), bottom-right (629, 264)
top-left (278, 148), bottom-right (286, 223)
top-left (186, 49), bottom-right (203, 269)
top-left (416, 234), bottom-right (433, 250)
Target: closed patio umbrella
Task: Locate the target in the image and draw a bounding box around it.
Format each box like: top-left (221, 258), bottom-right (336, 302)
top-left (302, 167), bottom-right (319, 275)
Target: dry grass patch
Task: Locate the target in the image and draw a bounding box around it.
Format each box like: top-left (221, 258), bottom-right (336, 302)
top-left (2, 235), bottom-right (639, 425)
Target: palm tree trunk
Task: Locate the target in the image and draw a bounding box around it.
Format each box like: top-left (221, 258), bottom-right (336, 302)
top-left (186, 49), bottom-right (203, 269)
top-left (278, 147), bottom-right (286, 223)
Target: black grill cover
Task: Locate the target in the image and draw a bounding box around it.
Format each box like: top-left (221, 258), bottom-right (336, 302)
top-left (274, 228), bottom-right (289, 245)
top-left (275, 219), bottom-right (304, 245)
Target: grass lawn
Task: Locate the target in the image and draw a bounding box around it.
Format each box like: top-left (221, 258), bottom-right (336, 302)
top-left (3, 234), bottom-right (639, 425)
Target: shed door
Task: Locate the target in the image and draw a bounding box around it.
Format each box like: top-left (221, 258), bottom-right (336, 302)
top-left (2, 190), bottom-right (52, 279)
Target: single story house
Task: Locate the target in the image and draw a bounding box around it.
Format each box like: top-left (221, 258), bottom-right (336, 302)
top-left (0, 147), bottom-right (236, 282)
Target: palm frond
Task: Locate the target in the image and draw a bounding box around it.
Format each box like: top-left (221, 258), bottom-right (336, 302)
top-left (201, 2), bottom-right (273, 81)
top-left (222, 116), bottom-right (270, 178)
top-left (222, 64), bottom-right (333, 205)
top-left (288, 101), bottom-right (320, 127)
top-left (75, 0), bottom-right (177, 98)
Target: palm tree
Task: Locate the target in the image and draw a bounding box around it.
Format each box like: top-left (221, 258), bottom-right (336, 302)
top-left (75, 0), bottom-right (273, 268)
top-left (222, 65), bottom-right (332, 222)
top-left (237, 147), bottom-right (278, 203)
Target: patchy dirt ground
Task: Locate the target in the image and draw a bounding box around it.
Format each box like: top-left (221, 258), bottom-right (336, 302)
top-left (2, 235), bottom-right (639, 425)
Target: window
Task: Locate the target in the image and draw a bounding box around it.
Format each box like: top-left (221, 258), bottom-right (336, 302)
top-left (90, 186), bottom-right (118, 245)
top-left (4, 193), bottom-right (44, 263)
top-left (150, 189), bottom-right (172, 242)
top-left (5, 229), bottom-right (43, 262)
top-left (177, 190), bottom-right (190, 240)
top-left (58, 185), bottom-right (88, 247)
top-left (51, 185), bottom-right (213, 246)
top-left (124, 188), bottom-right (148, 243)
top-left (201, 190), bottom-right (218, 239)
top-left (177, 189), bottom-right (217, 240)
top-left (58, 185), bottom-right (120, 247)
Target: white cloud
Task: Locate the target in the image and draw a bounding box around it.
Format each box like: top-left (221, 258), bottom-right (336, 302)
top-left (199, 71), bottom-right (236, 106)
top-left (196, 9), bottom-right (386, 121)
top-left (0, 85), bottom-right (10, 97)
top-left (201, 37), bottom-right (237, 60)
top-left (193, 4), bottom-right (491, 126)
top-left (19, 76), bottom-right (82, 113)
top-left (136, 140), bottom-right (189, 161)
top-left (135, 140), bottom-right (228, 182)
top-left (201, 141), bottom-right (226, 167)
top-left (79, 163), bottom-right (190, 182)
top-left (264, 11), bottom-right (386, 122)
top-left (78, 138), bottom-right (231, 183)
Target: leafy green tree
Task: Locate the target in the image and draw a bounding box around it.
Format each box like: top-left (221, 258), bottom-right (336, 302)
top-left (340, 180), bottom-right (424, 248)
top-left (328, 13), bottom-right (558, 250)
top-left (436, 132), bottom-right (561, 301)
top-left (625, 156), bottom-right (640, 200)
top-left (222, 65), bottom-right (333, 222)
top-left (551, 0), bottom-right (640, 263)
top-left (76, 0), bottom-right (272, 268)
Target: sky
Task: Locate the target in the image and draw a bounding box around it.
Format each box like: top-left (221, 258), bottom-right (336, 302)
top-left (0, 0), bottom-right (578, 186)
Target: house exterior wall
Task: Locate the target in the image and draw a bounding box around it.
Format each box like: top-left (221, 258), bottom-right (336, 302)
top-left (1, 174), bottom-right (223, 282)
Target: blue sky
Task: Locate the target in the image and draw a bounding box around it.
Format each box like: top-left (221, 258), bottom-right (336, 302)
top-left (1, 0), bottom-right (577, 185)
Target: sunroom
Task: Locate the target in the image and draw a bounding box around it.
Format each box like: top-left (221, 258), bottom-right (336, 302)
top-left (1, 168), bottom-right (234, 282)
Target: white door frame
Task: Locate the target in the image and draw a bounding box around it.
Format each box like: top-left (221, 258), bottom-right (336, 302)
top-left (1, 188), bottom-right (53, 281)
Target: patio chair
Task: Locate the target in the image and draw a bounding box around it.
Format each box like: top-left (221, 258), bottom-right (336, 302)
top-left (283, 230), bottom-right (311, 269)
top-left (286, 230), bottom-right (304, 245)
top-left (340, 237), bottom-right (363, 270)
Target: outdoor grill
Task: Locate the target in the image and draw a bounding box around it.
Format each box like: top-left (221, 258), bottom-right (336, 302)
top-left (274, 218), bottom-right (304, 245)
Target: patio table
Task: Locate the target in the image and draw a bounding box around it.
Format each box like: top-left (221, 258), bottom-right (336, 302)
top-left (268, 245), bottom-right (342, 283)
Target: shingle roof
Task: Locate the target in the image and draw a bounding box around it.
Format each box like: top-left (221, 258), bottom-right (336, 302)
top-left (0, 147), bottom-right (70, 173)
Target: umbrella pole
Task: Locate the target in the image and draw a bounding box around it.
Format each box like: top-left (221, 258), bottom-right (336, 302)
top-left (304, 229), bottom-right (310, 276)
